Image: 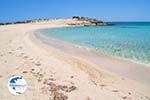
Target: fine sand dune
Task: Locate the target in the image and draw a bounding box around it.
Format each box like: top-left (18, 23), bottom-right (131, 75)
top-left (0, 19), bottom-right (150, 100)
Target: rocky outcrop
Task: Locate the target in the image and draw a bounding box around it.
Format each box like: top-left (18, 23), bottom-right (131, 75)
top-left (71, 16), bottom-right (108, 26)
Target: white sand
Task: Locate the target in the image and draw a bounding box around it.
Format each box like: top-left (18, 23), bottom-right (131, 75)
top-left (0, 19), bottom-right (150, 100)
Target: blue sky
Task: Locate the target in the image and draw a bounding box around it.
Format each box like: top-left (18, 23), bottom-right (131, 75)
top-left (0, 0), bottom-right (150, 22)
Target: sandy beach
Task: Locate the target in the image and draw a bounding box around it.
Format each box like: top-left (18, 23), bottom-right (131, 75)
top-left (0, 19), bottom-right (150, 100)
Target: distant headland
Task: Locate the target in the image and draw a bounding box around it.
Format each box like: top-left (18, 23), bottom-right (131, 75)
top-left (70, 16), bottom-right (108, 26)
top-left (0, 16), bottom-right (112, 26)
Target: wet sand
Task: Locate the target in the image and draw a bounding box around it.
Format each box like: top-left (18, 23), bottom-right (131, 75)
top-left (35, 31), bottom-right (150, 85)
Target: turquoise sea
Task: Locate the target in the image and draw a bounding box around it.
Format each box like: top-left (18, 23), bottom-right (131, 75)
top-left (39, 22), bottom-right (150, 65)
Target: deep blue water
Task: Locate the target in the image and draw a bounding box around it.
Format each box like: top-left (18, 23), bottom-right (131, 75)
top-left (39, 22), bottom-right (150, 65)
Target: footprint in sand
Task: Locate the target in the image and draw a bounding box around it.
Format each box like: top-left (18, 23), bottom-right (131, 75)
top-left (17, 46), bottom-right (23, 50)
top-left (128, 92), bottom-right (131, 95)
top-left (99, 84), bottom-right (107, 87)
top-left (4, 60), bottom-right (7, 63)
top-left (112, 90), bottom-right (119, 92)
top-left (0, 74), bottom-right (3, 78)
top-left (86, 97), bottom-right (92, 100)
top-left (48, 78), bottom-right (56, 81)
top-left (111, 89), bottom-right (132, 99)
top-left (35, 62), bottom-right (41, 66)
top-left (31, 70), bottom-right (44, 82)
top-left (70, 76), bottom-right (74, 79)
top-left (122, 96), bottom-right (127, 99)
top-left (31, 68), bottom-right (35, 72)
top-left (23, 55), bottom-right (28, 59)
top-left (145, 96), bottom-right (150, 100)
top-left (91, 80), bottom-right (97, 86)
top-left (22, 71), bottom-right (28, 74)
top-left (20, 52), bottom-right (25, 56)
top-left (8, 51), bottom-right (13, 54)
top-left (29, 58), bottom-right (33, 61)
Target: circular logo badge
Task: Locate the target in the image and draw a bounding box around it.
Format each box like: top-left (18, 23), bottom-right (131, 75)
top-left (8, 75), bottom-right (27, 95)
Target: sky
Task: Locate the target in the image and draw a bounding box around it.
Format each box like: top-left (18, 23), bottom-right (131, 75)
top-left (0, 0), bottom-right (150, 22)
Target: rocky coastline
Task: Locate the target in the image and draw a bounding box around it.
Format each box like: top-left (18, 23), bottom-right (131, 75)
top-left (69, 16), bottom-right (109, 26)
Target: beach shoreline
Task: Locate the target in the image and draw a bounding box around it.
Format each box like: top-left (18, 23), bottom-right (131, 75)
top-left (0, 19), bottom-right (150, 100)
top-left (34, 30), bottom-right (150, 85)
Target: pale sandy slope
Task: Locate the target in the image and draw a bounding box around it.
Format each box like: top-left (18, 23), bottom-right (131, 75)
top-left (0, 19), bottom-right (150, 100)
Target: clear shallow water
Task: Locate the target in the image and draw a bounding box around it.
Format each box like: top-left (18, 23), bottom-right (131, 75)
top-left (39, 22), bottom-right (150, 65)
